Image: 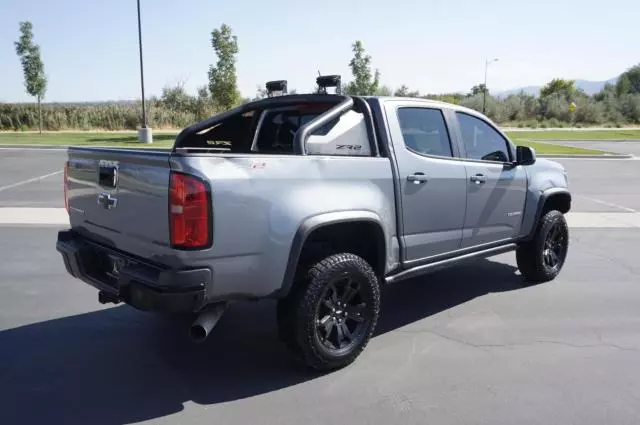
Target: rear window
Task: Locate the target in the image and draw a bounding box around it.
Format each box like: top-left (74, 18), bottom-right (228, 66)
top-left (397, 107), bottom-right (453, 158)
top-left (178, 103), bottom-right (336, 154)
top-left (253, 106), bottom-right (337, 153)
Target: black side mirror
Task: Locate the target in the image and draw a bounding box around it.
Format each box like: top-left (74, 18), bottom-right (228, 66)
top-left (516, 145), bottom-right (536, 165)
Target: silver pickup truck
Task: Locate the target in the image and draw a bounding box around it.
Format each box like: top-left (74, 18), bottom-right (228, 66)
top-left (57, 82), bottom-right (571, 371)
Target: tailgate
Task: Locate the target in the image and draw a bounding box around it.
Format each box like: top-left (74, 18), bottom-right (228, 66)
top-left (66, 148), bottom-right (173, 260)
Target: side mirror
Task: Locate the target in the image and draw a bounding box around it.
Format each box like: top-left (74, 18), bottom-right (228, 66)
top-left (516, 145), bottom-right (536, 165)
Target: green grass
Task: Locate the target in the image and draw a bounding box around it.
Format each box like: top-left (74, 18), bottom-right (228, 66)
top-left (0, 132), bottom-right (177, 148)
top-left (512, 139), bottom-right (611, 155)
top-left (505, 129), bottom-right (640, 141)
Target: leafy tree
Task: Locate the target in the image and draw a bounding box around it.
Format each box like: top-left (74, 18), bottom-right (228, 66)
top-left (208, 24), bottom-right (241, 110)
top-left (160, 81), bottom-right (192, 111)
top-left (540, 78), bottom-right (577, 101)
top-left (345, 41), bottom-right (380, 95)
top-left (616, 64), bottom-right (640, 96)
top-left (14, 21), bottom-right (47, 134)
top-left (395, 85), bottom-right (410, 97)
top-left (469, 84), bottom-right (487, 96)
top-left (394, 85), bottom-right (420, 97)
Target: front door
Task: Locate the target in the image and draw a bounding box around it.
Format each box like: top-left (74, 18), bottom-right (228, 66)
top-left (385, 103), bottom-right (468, 263)
top-left (454, 111), bottom-right (527, 248)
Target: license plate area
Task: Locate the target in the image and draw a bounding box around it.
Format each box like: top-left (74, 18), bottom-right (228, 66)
top-left (84, 245), bottom-right (137, 288)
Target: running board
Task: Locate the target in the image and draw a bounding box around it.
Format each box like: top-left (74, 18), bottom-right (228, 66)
top-left (385, 243), bottom-right (518, 284)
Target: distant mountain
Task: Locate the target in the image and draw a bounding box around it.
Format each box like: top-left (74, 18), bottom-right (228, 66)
top-left (497, 76), bottom-right (619, 98)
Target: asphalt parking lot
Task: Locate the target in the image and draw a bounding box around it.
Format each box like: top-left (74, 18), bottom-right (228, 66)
top-left (1, 146), bottom-right (640, 425)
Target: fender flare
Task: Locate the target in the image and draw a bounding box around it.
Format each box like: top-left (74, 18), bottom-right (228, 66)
top-left (522, 188), bottom-right (572, 241)
top-left (275, 210), bottom-right (387, 298)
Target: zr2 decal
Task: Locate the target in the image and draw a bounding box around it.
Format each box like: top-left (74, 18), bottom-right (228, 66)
top-left (336, 145), bottom-right (363, 151)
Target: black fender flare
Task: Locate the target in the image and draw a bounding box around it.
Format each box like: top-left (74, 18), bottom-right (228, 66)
top-left (522, 188), bottom-right (571, 241)
top-left (275, 211), bottom-right (387, 298)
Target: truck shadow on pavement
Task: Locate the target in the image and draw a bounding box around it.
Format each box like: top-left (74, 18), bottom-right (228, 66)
top-left (0, 258), bottom-right (528, 425)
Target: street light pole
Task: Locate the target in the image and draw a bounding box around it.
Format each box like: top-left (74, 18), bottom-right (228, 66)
top-left (137, 0), bottom-right (146, 127)
top-left (136, 0), bottom-right (152, 143)
top-left (482, 58), bottom-right (498, 115)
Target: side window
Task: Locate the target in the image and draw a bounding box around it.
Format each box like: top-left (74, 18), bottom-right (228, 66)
top-left (397, 108), bottom-right (453, 157)
top-left (456, 112), bottom-right (511, 162)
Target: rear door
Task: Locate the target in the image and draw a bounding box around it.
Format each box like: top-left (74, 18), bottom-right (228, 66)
top-left (384, 101), bottom-right (468, 263)
top-left (452, 111), bottom-right (527, 248)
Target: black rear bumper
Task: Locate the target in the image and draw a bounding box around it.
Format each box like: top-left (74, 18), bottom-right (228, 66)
top-left (56, 230), bottom-right (209, 313)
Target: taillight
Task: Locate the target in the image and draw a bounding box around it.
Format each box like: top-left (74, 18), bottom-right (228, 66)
top-left (63, 162), bottom-right (69, 214)
top-left (169, 172), bottom-right (211, 249)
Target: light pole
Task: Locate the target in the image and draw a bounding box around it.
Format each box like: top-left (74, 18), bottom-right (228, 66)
top-left (136, 0), bottom-right (152, 143)
top-left (482, 58), bottom-right (498, 115)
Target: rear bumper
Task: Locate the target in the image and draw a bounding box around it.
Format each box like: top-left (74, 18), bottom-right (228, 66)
top-left (56, 229), bottom-right (209, 313)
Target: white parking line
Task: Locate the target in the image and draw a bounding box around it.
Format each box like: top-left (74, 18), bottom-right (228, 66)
top-left (0, 170), bottom-right (63, 193)
top-left (579, 196), bottom-right (639, 214)
top-left (0, 208), bottom-right (69, 225)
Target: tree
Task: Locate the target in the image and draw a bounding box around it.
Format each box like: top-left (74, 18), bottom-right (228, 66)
top-left (208, 24), bottom-right (240, 110)
top-left (616, 64), bottom-right (640, 96)
top-left (394, 85), bottom-right (420, 97)
top-left (14, 21), bottom-right (47, 134)
top-left (345, 41), bottom-right (380, 95)
top-left (469, 84), bottom-right (487, 96)
top-left (540, 79), bottom-right (577, 101)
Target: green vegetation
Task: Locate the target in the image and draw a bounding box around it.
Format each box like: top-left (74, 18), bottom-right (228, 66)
top-left (208, 24), bottom-right (241, 110)
top-left (14, 21), bottom-right (47, 134)
top-left (505, 129), bottom-right (640, 140)
top-left (0, 132), bottom-right (176, 148)
top-left (511, 140), bottom-right (610, 155)
top-left (344, 41), bottom-right (381, 96)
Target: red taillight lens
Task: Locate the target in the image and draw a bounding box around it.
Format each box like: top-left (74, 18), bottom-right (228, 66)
top-left (63, 162), bottom-right (69, 214)
top-left (169, 172), bottom-right (211, 249)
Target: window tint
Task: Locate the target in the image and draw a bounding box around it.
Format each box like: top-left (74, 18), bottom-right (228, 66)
top-left (456, 112), bottom-right (511, 162)
top-left (397, 108), bottom-right (453, 157)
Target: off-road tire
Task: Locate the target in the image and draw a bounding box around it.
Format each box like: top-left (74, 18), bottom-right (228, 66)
top-left (516, 210), bottom-right (569, 284)
top-left (277, 253), bottom-right (380, 371)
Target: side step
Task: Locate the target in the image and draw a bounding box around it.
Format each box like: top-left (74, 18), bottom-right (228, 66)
top-left (386, 243), bottom-right (517, 284)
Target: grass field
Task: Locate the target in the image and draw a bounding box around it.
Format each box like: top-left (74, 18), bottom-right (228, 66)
top-left (511, 140), bottom-right (611, 155)
top-left (0, 132), bottom-right (177, 148)
top-left (504, 129), bottom-right (640, 141)
top-left (0, 130), bottom-right (632, 155)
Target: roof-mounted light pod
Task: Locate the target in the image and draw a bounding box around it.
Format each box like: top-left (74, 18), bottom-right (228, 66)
top-left (266, 80), bottom-right (288, 97)
top-left (316, 75), bottom-right (342, 95)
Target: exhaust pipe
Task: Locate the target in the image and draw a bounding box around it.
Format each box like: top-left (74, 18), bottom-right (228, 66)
top-left (189, 303), bottom-right (227, 343)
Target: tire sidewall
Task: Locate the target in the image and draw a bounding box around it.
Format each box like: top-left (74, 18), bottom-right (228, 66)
top-left (296, 254), bottom-right (380, 369)
top-left (535, 210), bottom-right (569, 279)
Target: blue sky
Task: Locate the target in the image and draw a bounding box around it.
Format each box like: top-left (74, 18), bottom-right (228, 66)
top-left (1, 0), bottom-right (638, 102)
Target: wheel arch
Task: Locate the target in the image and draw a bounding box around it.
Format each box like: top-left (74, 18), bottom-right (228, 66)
top-left (276, 211), bottom-right (387, 298)
top-left (522, 188), bottom-right (571, 241)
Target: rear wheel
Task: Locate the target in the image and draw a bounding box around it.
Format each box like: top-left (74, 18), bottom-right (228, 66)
top-left (277, 253), bottom-right (380, 371)
top-left (517, 210), bottom-right (569, 283)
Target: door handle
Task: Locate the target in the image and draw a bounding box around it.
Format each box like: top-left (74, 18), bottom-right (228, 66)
top-left (407, 173), bottom-right (428, 184)
top-left (470, 174), bottom-right (487, 184)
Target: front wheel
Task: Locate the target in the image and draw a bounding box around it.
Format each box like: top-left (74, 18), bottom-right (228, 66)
top-left (277, 253), bottom-right (380, 371)
top-left (516, 209), bottom-right (569, 283)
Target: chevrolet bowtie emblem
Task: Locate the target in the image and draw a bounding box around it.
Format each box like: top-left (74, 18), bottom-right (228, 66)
top-left (97, 192), bottom-right (118, 210)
